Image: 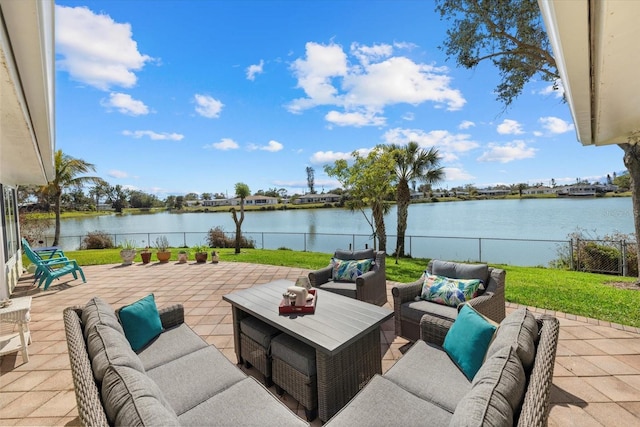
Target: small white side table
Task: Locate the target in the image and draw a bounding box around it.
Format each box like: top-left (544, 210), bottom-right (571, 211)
top-left (0, 296), bottom-right (32, 363)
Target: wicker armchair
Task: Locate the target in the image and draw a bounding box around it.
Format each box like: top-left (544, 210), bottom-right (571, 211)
top-left (308, 248), bottom-right (387, 306)
top-left (392, 259), bottom-right (506, 342)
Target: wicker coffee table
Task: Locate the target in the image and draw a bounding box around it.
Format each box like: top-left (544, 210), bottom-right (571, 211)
top-left (223, 279), bottom-right (393, 422)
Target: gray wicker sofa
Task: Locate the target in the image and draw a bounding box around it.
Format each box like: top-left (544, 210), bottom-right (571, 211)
top-left (63, 297), bottom-right (307, 426)
top-left (326, 308), bottom-right (560, 427)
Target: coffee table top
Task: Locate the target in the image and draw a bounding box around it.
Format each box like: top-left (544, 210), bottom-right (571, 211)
top-left (223, 279), bottom-right (393, 355)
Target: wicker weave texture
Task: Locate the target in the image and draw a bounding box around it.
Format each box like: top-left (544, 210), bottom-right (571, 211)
top-left (316, 328), bottom-right (381, 422)
top-left (241, 332), bottom-right (272, 379)
top-left (272, 357), bottom-right (317, 410)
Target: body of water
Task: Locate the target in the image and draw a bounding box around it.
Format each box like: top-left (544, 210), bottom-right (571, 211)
top-left (47, 197), bottom-right (634, 267)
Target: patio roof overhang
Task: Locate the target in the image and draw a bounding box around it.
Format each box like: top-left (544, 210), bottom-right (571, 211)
top-left (538, 0), bottom-right (640, 147)
top-left (0, 0), bottom-right (55, 186)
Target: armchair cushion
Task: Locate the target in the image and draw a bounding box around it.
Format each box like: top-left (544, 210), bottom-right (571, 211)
top-left (335, 248), bottom-right (375, 261)
top-left (420, 274), bottom-right (483, 307)
top-left (430, 260), bottom-right (489, 283)
top-left (331, 258), bottom-right (374, 282)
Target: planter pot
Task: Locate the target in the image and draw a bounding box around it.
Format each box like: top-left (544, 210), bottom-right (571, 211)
top-left (178, 252), bottom-right (188, 263)
top-left (211, 251), bottom-right (220, 263)
top-left (120, 249), bottom-right (137, 265)
top-left (195, 252), bottom-right (208, 263)
top-left (141, 251), bottom-right (152, 264)
top-left (156, 251), bottom-right (171, 263)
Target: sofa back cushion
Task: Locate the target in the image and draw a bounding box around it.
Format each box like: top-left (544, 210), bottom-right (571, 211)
top-left (335, 248), bottom-right (375, 261)
top-left (102, 364), bottom-right (179, 426)
top-left (87, 324), bottom-right (145, 383)
top-left (81, 297), bottom-right (124, 339)
top-left (450, 345), bottom-right (526, 426)
top-left (429, 260), bottom-right (489, 283)
top-left (486, 308), bottom-right (539, 373)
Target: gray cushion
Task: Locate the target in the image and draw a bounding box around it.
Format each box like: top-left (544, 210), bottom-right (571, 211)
top-left (450, 345), bottom-right (526, 427)
top-left (401, 299), bottom-right (458, 323)
top-left (334, 248), bottom-right (375, 261)
top-left (486, 308), bottom-right (538, 372)
top-left (146, 345), bottom-right (247, 416)
top-left (271, 333), bottom-right (316, 376)
top-left (177, 377), bottom-right (307, 426)
top-left (317, 281), bottom-right (357, 298)
top-left (430, 260), bottom-right (489, 282)
top-left (137, 323), bottom-right (208, 370)
top-left (82, 296), bottom-right (124, 339)
top-left (86, 324), bottom-right (144, 383)
top-left (383, 340), bottom-right (471, 413)
top-left (101, 364), bottom-right (179, 426)
top-left (240, 316), bottom-right (281, 349)
top-left (325, 375), bottom-right (453, 426)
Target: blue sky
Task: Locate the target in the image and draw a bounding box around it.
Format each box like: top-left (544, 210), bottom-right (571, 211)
top-left (55, 0), bottom-right (625, 198)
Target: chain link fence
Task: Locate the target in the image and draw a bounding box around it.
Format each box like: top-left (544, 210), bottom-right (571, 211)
top-left (567, 239), bottom-right (638, 276)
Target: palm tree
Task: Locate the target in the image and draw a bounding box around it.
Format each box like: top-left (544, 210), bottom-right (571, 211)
top-left (388, 142), bottom-right (444, 257)
top-left (231, 182), bottom-right (250, 254)
top-left (42, 150), bottom-right (106, 246)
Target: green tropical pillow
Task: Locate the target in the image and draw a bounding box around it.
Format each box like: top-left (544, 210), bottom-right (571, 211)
top-left (331, 258), bottom-right (374, 282)
top-left (420, 273), bottom-right (482, 307)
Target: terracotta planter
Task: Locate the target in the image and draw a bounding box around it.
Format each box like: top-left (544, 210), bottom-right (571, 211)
top-left (120, 249), bottom-right (137, 265)
top-left (141, 251), bottom-right (152, 264)
top-left (195, 252), bottom-right (208, 263)
top-left (178, 252), bottom-right (188, 263)
top-left (156, 251), bottom-right (171, 263)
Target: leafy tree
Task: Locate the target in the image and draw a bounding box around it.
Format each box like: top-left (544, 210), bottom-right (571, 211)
top-left (516, 183), bottom-right (528, 197)
top-left (387, 142), bottom-right (444, 257)
top-left (325, 146), bottom-right (395, 252)
top-left (184, 192), bottom-right (199, 200)
top-left (614, 172), bottom-right (631, 191)
top-left (201, 192), bottom-right (212, 200)
top-left (231, 182), bottom-right (250, 254)
top-left (436, 0), bottom-right (558, 107)
top-left (41, 150), bottom-right (105, 245)
top-left (306, 166), bottom-right (316, 194)
top-left (175, 195), bottom-right (184, 210)
top-left (89, 181), bottom-right (111, 211)
top-left (107, 185), bottom-right (130, 213)
top-left (129, 190), bottom-right (160, 208)
top-left (165, 195), bottom-right (176, 209)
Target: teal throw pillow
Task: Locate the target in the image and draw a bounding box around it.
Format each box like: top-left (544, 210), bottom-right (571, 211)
top-left (443, 304), bottom-right (497, 381)
top-left (118, 294), bottom-right (163, 352)
top-left (421, 273), bottom-right (482, 307)
top-left (331, 258), bottom-right (374, 282)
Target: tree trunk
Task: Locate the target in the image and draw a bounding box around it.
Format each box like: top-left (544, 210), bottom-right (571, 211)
top-left (53, 191), bottom-right (62, 246)
top-left (372, 202), bottom-right (387, 253)
top-left (620, 143), bottom-right (640, 279)
top-left (396, 180), bottom-right (410, 257)
top-left (231, 201), bottom-right (245, 254)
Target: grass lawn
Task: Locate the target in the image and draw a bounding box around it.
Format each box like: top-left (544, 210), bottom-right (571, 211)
top-left (34, 247), bottom-right (640, 328)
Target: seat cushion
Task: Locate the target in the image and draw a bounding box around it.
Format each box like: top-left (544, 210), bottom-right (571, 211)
top-left (401, 299), bottom-right (458, 323)
top-left (486, 307), bottom-right (538, 373)
top-left (137, 323), bottom-right (209, 371)
top-left (86, 324), bottom-right (145, 383)
top-left (325, 375), bottom-right (453, 426)
top-left (383, 340), bottom-right (471, 413)
top-left (146, 345), bottom-right (247, 416)
top-left (317, 281), bottom-right (357, 299)
top-left (271, 333), bottom-right (316, 376)
top-left (101, 365), bottom-right (179, 426)
top-left (450, 345), bottom-right (526, 427)
top-left (177, 377), bottom-right (307, 426)
top-left (240, 316), bottom-right (281, 349)
top-left (430, 260), bottom-right (489, 282)
top-left (82, 296), bottom-right (124, 339)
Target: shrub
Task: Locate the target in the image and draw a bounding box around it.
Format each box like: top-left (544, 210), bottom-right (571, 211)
top-left (82, 230), bottom-right (115, 249)
top-left (206, 226), bottom-right (255, 249)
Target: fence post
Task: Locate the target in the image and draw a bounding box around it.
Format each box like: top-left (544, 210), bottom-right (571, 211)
top-left (183, 233), bottom-right (186, 247)
top-left (569, 239), bottom-right (574, 270)
top-left (261, 232), bottom-right (264, 249)
top-left (304, 233), bottom-right (307, 252)
top-left (622, 240), bottom-right (627, 276)
top-left (478, 238), bottom-right (482, 262)
top-left (576, 238), bottom-right (580, 271)
top-left (352, 235), bottom-right (355, 250)
top-left (409, 236), bottom-right (412, 257)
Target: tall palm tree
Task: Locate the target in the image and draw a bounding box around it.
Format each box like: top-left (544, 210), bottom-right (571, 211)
top-left (42, 150), bottom-right (105, 246)
top-left (231, 182), bottom-right (250, 254)
top-left (388, 142), bottom-right (444, 257)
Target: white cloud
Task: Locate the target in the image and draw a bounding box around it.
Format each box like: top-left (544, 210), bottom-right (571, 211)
top-left (246, 60), bottom-right (264, 81)
top-left (247, 140), bottom-right (284, 152)
top-left (122, 130), bottom-right (184, 141)
top-left (536, 78), bottom-right (565, 99)
top-left (383, 128), bottom-right (479, 154)
top-left (402, 112), bottom-right (415, 121)
top-left (108, 169), bottom-right (129, 179)
top-left (204, 138), bottom-right (239, 150)
top-left (101, 93), bottom-right (149, 115)
top-left (477, 140), bottom-right (537, 163)
top-left (459, 120), bottom-right (475, 130)
top-left (55, 5), bottom-right (153, 90)
top-left (538, 116), bottom-right (575, 134)
top-left (194, 94), bottom-right (224, 118)
top-left (287, 41), bottom-right (465, 122)
top-left (309, 148), bottom-right (372, 164)
top-left (443, 167), bottom-right (475, 181)
top-left (496, 119), bottom-right (524, 135)
top-left (325, 110), bottom-right (386, 127)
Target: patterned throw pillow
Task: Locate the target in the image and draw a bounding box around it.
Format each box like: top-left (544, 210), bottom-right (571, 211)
top-left (420, 273), bottom-right (483, 307)
top-left (331, 258), bottom-right (374, 282)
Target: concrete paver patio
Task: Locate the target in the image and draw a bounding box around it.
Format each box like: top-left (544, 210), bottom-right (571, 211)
top-left (1, 261), bottom-right (639, 426)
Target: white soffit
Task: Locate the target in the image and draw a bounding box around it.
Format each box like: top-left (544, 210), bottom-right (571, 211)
top-left (539, 0), bottom-right (640, 147)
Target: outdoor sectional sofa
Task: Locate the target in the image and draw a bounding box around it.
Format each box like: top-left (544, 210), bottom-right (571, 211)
top-left (63, 297), bottom-right (307, 426)
top-left (326, 307), bottom-right (560, 427)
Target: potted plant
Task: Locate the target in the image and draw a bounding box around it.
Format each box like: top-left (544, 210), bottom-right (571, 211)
top-left (178, 249), bottom-right (189, 264)
top-left (211, 250), bottom-right (220, 264)
top-left (140, 246), bottom-right (152, 264)
top-left (192, 244), bottom-right (209, 263)
top-left (155, 236), bottom-right (171, 263)
top-left (119, 239), bottom-right (137, 265)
